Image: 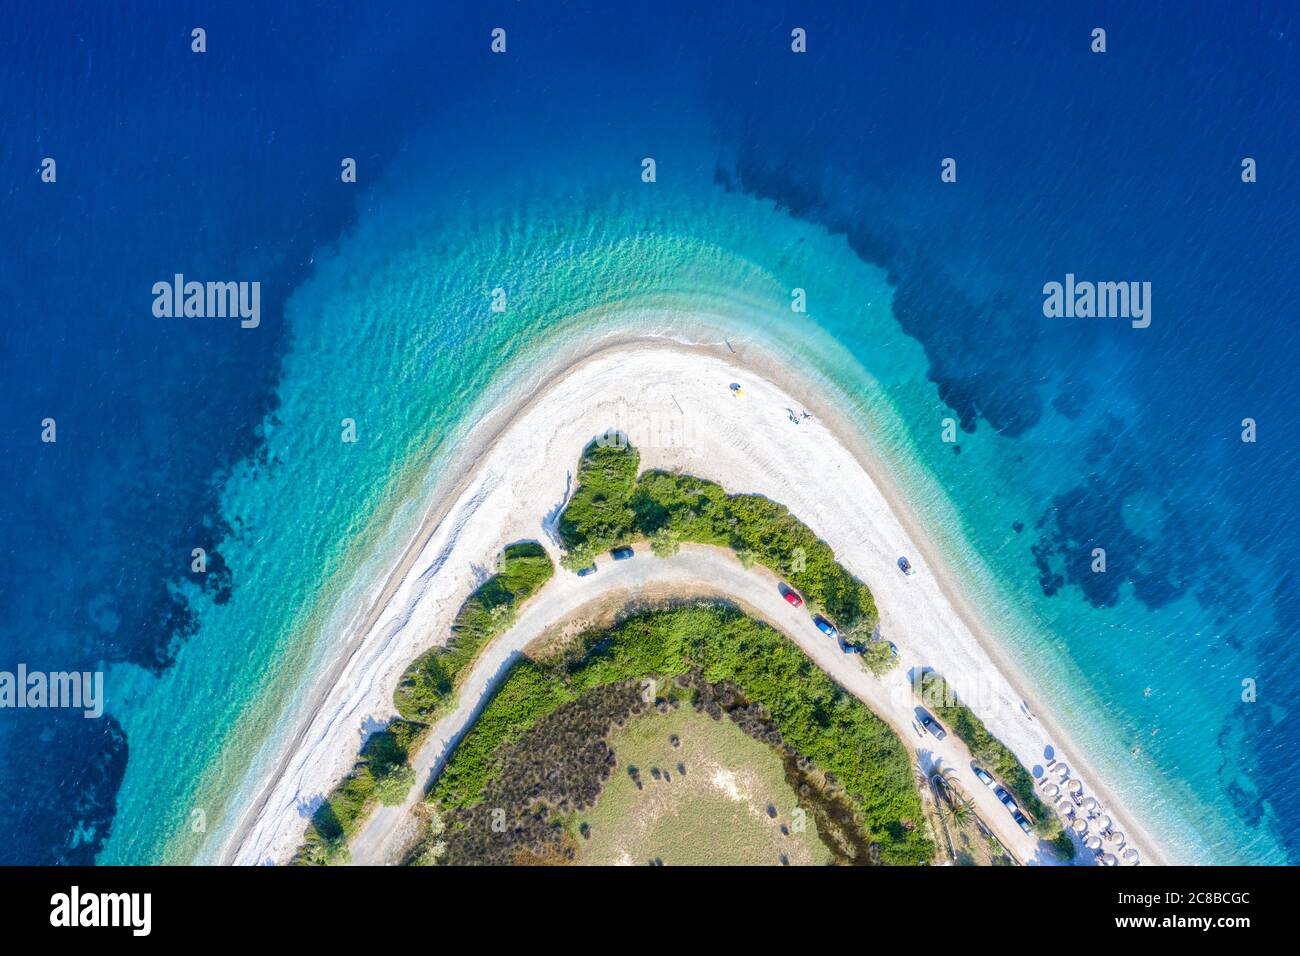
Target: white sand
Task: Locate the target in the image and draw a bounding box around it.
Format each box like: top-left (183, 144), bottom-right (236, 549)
top-left (220, 339), bottom-right (1167, 866)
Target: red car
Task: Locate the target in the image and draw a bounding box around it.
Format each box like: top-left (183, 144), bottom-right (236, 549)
top-left (782, 586), bottom-right (803, 608)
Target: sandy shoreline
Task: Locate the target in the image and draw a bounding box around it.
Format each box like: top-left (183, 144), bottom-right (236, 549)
top-left (218, 331), bottom-right (1169, 866)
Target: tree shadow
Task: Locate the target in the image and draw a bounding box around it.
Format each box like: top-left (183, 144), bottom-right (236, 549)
top-left (541, 470), bottom-right (573, 549)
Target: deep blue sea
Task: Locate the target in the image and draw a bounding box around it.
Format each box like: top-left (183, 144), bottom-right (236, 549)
top-left (1, 2), bottom-right (1295, 864)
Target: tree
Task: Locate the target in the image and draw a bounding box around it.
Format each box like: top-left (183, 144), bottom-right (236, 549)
top-left (561, 542), bottom-right (596, 573)
top-left (489, 602), bottom-right (515, 631)
top-left (860, 640), bottom-right (897, 676)
top-left (374, 762), bottom-right (416, 806)
top-left (948, 796), bottom-right (971, 830)
top-left (650, 527), bottom-right (680, 558)
top-left (321, 837), bottom-right (351, 865)
top-left (1051, 829), bottom-right (1076, 861)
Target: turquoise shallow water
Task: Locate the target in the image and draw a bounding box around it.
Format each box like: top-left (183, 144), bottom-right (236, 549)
top-left (69, 6), bottom-right (1296, 867)
top-left (95, 113), bottom-right (1278, 866)
top-left (7, 0), bottom-right (1295, 870)
top-left (98, 126), bottom-right (918, 863)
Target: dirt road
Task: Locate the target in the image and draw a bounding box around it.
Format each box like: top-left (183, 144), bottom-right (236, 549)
top-left (348, 544), bottom-right (1056, 865)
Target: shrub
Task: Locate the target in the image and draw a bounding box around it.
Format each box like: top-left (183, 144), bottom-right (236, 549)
top-left (649, 527), bottom-right (680, 558)
top-left (558, 438), bottom-right (878, 635)
top-left (295, 718), bottom-right (424, 865)
top-left (298, 543), bottom-right (553, 864)
top-left (394, 541), bottom-right (553, 723)
top-left (860, 640), bottom-right (897, 676)
top-left (375, 762), bottom-right (417, 806)
top-left (557, 440), bottom-right (640, 553)
top-left (1051, 829), bottom-right (1076, 861)
top-left (430, 603), bottom-right (933, 866)
top-left (560, 541), bottom-right (596, 573)
top-left (916, 671), bottom-right (1063, 848)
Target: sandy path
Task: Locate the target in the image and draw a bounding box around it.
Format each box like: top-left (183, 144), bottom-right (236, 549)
top-left (350, 544), bottom-right (1052, 865)
top-left (222, 340), bottom-right (1164, 866)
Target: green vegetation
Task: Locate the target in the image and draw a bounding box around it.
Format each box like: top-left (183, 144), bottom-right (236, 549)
top-left (394, 541), bottom-right (553, 723)
top-left (429, 602), bottom-right (932, 865)
top-left (648, 526), bottom-right (680, 558)
top-left (296, 718), bottom-right (424, 865)
top-left (860, 639), bottom-right (899, 676)
top-left (930, 771), bottom-right (1014, 866)
top-left (375, 763), bottom-right (417, 806)
top-left (558, 439), bottom-right (878, 638)
top-left (915, 670), bottom-right (1072, 858)
top-left (297, 541), bottom-right (553, 865)
top-left (557, 441), bottom-right (639, 551)
top-left (559, 541), bottom-right (596, 573)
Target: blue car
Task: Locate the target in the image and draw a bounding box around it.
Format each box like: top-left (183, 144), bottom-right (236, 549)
top-left (611, 546), bottom-right (634, 560)
top-left (995, 786), bottom-right (1018, 814)
top-left (576, 565), bottom-right (597, 577)
top-left (813, 615), bottom-right (838, 640)
top-left (915, 707), bottom-right (947, 740)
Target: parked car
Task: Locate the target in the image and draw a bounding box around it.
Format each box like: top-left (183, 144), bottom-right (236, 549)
top-left (839, 638), bottom-right (864, 655)
top-left (972, 766), bottom-right (995, 788)
top-left (813, 615), bottom-right (838, 640)
top-left (994, 786), bottom-right (1018, 813)
top-left (577, 565), bottom-right (597, 577)
top-left (611, 546), bottom-right (634, 560)
top-left (1013, 810), bottom-right (1033, 834)
top-left (915, 707), bottom-right (946, 740)
top-left (781, 585), bottom-right (804, 608)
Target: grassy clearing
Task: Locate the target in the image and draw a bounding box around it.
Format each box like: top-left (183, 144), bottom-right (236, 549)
top-left (572, 705), bottom-right (833, 866)
top-left (428, 602), bottom-right (932, 865)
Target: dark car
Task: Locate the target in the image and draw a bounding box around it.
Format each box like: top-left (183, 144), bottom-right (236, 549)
top-left (972, 766), bottom-right (995, 788)
top-left (813, 615), bottom-right (838, 639)
top-left (576, 565), bottom-right (597, 577)
top-left (1013, 810), bottom-right (1033, 834)
top-left (839, 638), bottom-right (864, 655)
top-left (994, 786), bottom-right (1018, 814)
top-left (915, 707), bottom-right (946, 740)
top-left (611, 546), bottom-right (634, 560)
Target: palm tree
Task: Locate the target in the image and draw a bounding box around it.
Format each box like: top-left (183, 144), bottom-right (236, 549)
top-left (917, 764), bottom-right (955, 862)
top-left (948, 798), bottom-right (972, 830)
top-left (932, 765), bottom-right (976, 844)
